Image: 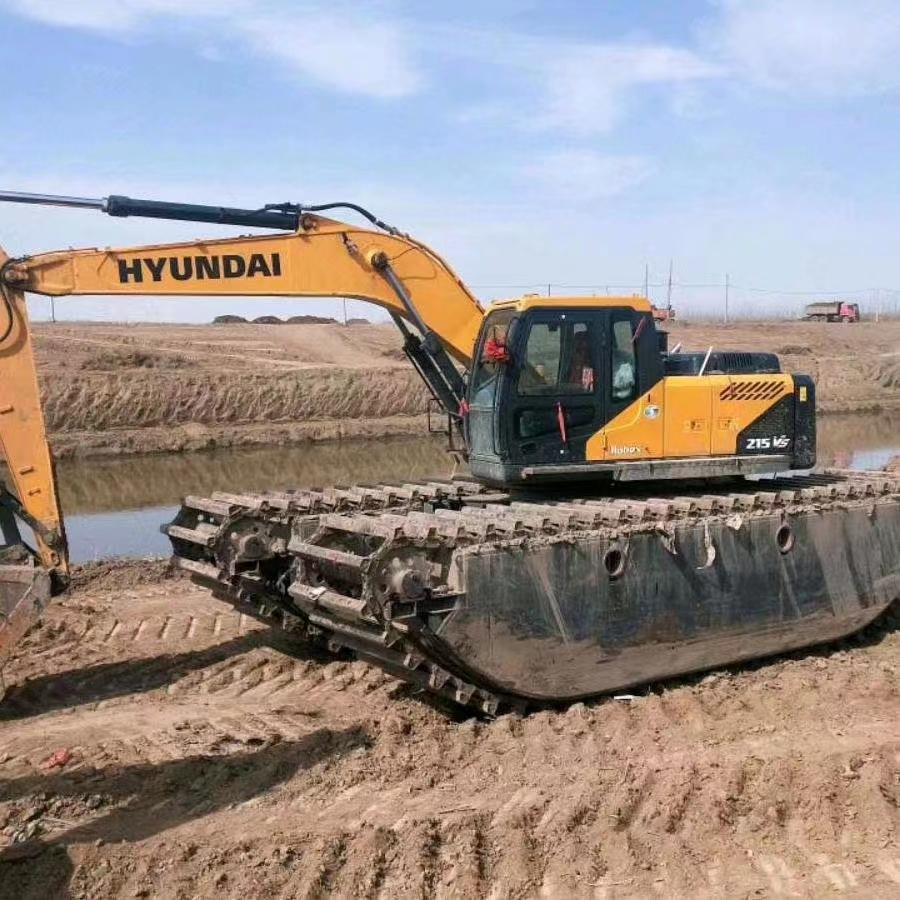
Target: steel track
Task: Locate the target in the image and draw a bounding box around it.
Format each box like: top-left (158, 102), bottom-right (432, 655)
top-left (165, 470), bottom-right (900, 714)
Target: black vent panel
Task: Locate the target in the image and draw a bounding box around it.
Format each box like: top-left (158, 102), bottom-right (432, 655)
top-left (719, 381), bottom-right (786, 401)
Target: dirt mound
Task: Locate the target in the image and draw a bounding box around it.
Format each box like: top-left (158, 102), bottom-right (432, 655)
top-left (68, 558), bottom-right (177, 592)
top-left (286, 315), bottom-right (339, 325)
top-left (212, 315), bottom-right (247, 324)
top-left (777, 344), bottom-right (811, 355)
top-left (0, 576), bottom-right (898, 898)
top-left (251, 316), bottom-right (283, 325)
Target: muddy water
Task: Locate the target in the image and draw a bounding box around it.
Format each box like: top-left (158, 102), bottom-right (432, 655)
top-left (61, 436), bottom-right (456, 562)
top-left (59, 412), bottom-right (899, 562)
top-left (57, 436), bottom-right (456, 516)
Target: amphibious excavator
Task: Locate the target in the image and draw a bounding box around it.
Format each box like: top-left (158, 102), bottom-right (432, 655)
top-left (0, 190), bottom-right (897, 713)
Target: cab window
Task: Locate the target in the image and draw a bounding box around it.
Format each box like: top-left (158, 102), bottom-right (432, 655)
top-left (471, 311), bottom-right (514, 407)
top-left (611, 316), bottom-right (637, 402)
top-left (518, 319), bottom-right (595, 396)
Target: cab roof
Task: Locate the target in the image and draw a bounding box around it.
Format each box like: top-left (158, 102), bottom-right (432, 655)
top-left (487, 295), bottom-right (652, 314)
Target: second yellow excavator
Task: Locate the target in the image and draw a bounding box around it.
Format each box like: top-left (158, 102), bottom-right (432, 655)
top-left (0, 189), bottom-right (897, 713)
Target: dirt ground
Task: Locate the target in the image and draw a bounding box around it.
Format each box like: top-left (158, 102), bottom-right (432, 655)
top-left (31, 319), bottom-right (900, 457)
top-left (0, 562), bottom-right (897, 899)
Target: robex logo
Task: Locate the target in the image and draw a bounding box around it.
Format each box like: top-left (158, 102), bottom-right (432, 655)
top-left (117, 253), bottom-right (282, 283)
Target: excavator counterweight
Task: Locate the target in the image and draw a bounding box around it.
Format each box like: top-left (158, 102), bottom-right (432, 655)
top-left (0, 188), bottom-right (897, 713)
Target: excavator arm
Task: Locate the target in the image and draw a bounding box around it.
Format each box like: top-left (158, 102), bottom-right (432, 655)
top-left (0, 249), bottom-right (67, 668)
top-left (0, 191), bottom-right (487, 668)
top-left (1, 213), bottom-right (484, 362)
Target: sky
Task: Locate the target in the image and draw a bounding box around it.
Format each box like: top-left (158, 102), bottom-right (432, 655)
top-left (2, 0), bottom-right (900, 323)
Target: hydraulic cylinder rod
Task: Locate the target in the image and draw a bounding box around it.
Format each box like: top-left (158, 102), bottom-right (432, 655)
top-left (0, 190), bottom-right (300, 231)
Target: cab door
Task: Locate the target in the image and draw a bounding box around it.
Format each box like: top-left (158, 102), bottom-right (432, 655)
top-left (503, 310), bottom-right (603, 466)
top-left (466, 310), bottom-right (515, 460)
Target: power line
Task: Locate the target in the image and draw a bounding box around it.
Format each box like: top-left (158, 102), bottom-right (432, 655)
top-left (468, 281), bottom-right (900, 296)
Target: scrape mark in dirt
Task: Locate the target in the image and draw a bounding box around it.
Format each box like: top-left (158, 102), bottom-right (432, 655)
top-left (306, 834), bottom-right (348, 900)
top-left (419, 818), bottom-right (442, 898)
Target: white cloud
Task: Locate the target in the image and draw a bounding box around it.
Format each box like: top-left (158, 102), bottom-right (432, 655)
top-left (532, 44), bottom-right (721, 136)
top-left (707, 0), bottom-right (900, 96)
top-left (521, 151), bottom-right (655, 200)
top-left (240, 13), bottom-right (420, 99)
top-left (439, 27), bottom-right (722, 136)
top-left (3, 0), bottom-right (249, 33)
top-left (4, 1), bottom-right (721, 132)
top-left (1, 0), bottom-right (420, 99)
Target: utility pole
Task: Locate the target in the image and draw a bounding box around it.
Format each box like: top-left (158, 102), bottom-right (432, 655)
top-left (342, 298), bottom-right (348, 326)
top-left (724, 273), bottom-right (730, 326)
top-left (643, 263), bottom-right (649, 301)
top-left (666, 260), bottom-right (673, 313)
top-left (547, 283), bottom-right (551, 297)
top-left (50, 297), bottom-right (56, 324)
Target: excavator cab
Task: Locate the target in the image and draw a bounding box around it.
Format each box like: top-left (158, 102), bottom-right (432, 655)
top-left (466, 299), bottom-right (664, 484)
top-left (465, 296), bottom-right (817, 485)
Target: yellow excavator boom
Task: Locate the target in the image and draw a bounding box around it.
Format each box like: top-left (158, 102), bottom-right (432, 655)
top-left (0, 200), bottom-right (489, 561)
top-left (3, 215), bottom-right (483, 362)
top-left (0, 192), bottom-right (489, 667)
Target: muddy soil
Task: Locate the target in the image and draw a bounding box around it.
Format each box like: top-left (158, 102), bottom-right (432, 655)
top-left (31, 320), bottom-right (900, 457)
top-left (0, 561), bottom-right (897, 899)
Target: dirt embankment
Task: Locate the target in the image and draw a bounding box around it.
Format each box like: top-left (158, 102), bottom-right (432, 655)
top-left (32, 319), bottom-right (900, 457)
top-left (0, 562), bottom-right (897, 898)
top-left (33, 322), bottom-right (430, 457)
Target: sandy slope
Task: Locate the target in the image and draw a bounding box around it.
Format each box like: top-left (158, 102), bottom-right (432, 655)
top-left (0, 563), bottom-right (897, 899)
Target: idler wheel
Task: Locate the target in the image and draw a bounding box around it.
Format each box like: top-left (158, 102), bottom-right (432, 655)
top-left (225, 518), bottom-right (272, 562)
top-left (372, 551), bottom-right (433, 603)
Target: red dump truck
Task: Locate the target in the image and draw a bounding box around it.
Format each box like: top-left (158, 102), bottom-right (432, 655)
top-left (651, 304), bottom-right (675, 323)
top-left (803, 301), bottom-right (860, 322)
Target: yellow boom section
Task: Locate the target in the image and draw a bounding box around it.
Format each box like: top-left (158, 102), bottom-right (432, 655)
top-left (0, 211), bottom-right (486, 579)
top-left (4, 214), bottom-right (485, 363)
top-left (0, 249), bottom-right (67, 576)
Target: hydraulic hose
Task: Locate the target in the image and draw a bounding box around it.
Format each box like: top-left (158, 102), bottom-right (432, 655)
top-left (263, 201), bottom-right (401, 235)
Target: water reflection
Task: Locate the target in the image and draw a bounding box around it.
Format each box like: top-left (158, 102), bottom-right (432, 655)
top-left (57, 436), bottom-right (457, 515)
top-left (816, 411), bottom-right (900, 470)
top-left (68, 506), bottom-right (177, 563)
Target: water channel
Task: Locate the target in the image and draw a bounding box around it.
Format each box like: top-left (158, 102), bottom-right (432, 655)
top-left (56, 411), bottom-right (899, 562)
